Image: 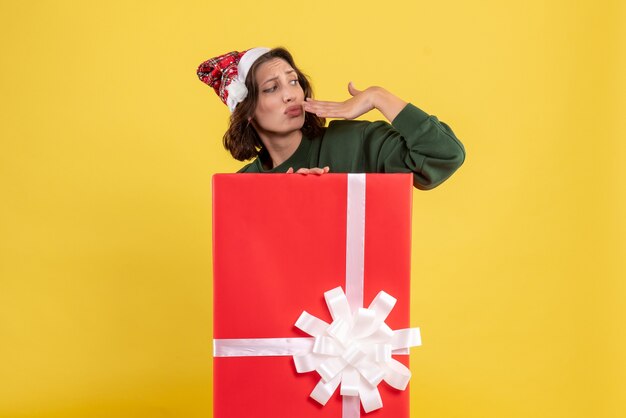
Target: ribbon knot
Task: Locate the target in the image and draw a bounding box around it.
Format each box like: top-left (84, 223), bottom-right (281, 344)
top-left (293, 287), bottom-right (421, 413)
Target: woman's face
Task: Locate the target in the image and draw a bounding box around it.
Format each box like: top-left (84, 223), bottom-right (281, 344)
top-left (252, 58), bottom-right (305, 138)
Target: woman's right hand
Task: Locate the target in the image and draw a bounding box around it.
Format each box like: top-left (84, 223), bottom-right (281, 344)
top-left (286, 166), bottom-right (330, 175)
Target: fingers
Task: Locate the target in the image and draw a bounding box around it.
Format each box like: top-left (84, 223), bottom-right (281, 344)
top-left (306, 167), bottom-right (329, 175)
top-left (303, 98), bottom-right (349, 118)
top-left (348, 81), bottom-right (362, 97)
top-left (297, 168), bottom-right (324, 175)
top-left (303, 86), bottom-right (369, 119)
top-left (303, 98), bottom-right (340, 111)
top-left (304, 97), bottom-right (342, 106)
top-left (288, 166), bottom-right (330, 175)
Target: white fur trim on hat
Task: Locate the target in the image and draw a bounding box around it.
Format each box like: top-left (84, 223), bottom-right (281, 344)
top-left (226, 47), bottom-right (270, 112)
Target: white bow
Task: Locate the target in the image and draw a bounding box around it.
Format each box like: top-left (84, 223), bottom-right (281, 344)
top-left (293, 287), bottom-right (421, 413)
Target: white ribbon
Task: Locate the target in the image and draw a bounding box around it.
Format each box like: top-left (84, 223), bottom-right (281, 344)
top-left (214, 337), bottom-right (314, 357)
top-left (293, 287), bottom-right (421, 413)
top-left (213, 174), bottom-right (421, 416)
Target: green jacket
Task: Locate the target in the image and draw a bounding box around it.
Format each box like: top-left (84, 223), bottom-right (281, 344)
top-left (238, 103), bottom-right (465, 190)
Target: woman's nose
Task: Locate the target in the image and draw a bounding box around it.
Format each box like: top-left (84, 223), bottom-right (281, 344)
top-left (283, 89), bottom-right (295, 103)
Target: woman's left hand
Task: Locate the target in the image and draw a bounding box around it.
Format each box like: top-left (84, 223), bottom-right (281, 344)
top-left (303, 83), bottom-right (407, 122)
top-left (286, 166), bottom-right (330, 175)
top-left (302, 82), bottom-right (379, 120)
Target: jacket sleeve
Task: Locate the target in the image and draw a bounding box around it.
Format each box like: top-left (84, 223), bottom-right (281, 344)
top-left (362, 103), bottom-right (466, 190)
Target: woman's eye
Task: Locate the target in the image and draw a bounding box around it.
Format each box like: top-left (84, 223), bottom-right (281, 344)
top-left (263, 86), bottom-right (277, 93)
top-left (289, 79), bottom-right (298, 85)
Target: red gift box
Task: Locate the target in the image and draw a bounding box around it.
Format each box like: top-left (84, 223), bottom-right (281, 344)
top-left (212, 174), bottom-right (418, 418)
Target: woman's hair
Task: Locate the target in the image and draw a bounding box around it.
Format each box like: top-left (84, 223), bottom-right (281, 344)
top-left (223, 47), bottom-right (326, 161)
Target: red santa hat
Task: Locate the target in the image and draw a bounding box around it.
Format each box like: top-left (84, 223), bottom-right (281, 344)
top-left (197, 47), bottom-right (270, 112)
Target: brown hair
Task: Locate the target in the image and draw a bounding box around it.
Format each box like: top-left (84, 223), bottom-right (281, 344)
top-left (223, 47), bottom-right (326, 161)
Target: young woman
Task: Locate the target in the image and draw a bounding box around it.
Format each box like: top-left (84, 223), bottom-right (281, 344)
top-left (197, 47), bottom-right (465, 189)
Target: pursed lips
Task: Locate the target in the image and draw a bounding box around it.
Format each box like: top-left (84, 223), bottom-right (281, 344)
top-left (284, 104), bottom-right (303, 115)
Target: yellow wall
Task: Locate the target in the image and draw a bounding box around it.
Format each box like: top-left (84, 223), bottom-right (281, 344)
top-left (1, 1), bottom-right (624, 417)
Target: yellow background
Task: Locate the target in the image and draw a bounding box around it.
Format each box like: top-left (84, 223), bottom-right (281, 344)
top-left (1, 0), bottom-right (624, 417)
